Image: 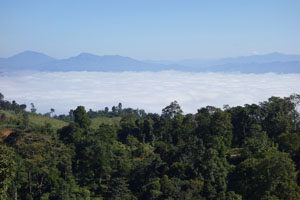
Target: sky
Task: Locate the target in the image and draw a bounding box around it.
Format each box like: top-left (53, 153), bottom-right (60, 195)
top-left (0, 0), bottom-right (300, 60)
top-left (1, 71), bottom-right (300, 114)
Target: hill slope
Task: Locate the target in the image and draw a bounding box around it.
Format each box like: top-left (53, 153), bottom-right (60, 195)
top-left (1, 51), bottom-right (300, 73)
top-left (0, 51), bottom-right (185, 72)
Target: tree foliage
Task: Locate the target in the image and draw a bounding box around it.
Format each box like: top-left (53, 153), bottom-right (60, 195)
top-left (1, 93), bottom-right (300, 199)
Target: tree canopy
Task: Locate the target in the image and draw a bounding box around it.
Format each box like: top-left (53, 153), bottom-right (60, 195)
top-left (1, 93), bottom-right (300, 199)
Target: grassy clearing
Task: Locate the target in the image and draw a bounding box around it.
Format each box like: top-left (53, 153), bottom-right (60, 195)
top-left (1, 109), bottom-right (121, 131)
top-left (0, 109), bottom-right (16, 118)
top-left (90, 117), bottom-right (121, 129)
top-left (0, 110), bottom-right (18, 130)
top-left (28, 113), bottom-right (68, 130)
top-left (0, 110), bottom-right (68, 130)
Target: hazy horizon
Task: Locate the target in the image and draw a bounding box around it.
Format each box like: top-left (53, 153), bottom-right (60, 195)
top-left (1, 50), bottom-right (299, 62)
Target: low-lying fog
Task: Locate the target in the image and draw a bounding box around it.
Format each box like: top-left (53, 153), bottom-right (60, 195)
top-left (1, 71), bottom-right (300, 114)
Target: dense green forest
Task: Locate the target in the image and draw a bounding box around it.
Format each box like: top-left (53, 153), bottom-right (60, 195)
top-left (1, 92), bottom-right (300, 200)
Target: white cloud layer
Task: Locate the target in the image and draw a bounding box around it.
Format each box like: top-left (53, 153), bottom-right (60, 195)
top-left (1, 71), bottom-right (300, 114)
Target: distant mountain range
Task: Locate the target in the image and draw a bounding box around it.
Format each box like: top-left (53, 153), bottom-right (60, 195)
top-left (1, 51), bottom-right (300, 73)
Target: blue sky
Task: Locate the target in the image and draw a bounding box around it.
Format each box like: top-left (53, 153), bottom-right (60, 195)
top-left (0, 0), bottom-right (299, 60)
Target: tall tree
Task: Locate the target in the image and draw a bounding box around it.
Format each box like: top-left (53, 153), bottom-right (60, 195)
top-left (161, 101), bottom-right (183, 119)
top-left (73, 106), bottom-right (91, 129)
top-left (0, 143), bottom-right (16, 199)
top-left (260, 96), bottom-right (295, 139)
top-left (231, 151), bottom-right (300, 199)
top-left (196, 106), bottom-right (233, 151)
top-left (0, 92), bottom-right (4, 101)
top-left (30, 103), bottom-right (37, 113)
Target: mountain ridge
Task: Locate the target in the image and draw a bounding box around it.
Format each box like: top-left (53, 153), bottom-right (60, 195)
top-left (1, 51), bottom-right (300, 73)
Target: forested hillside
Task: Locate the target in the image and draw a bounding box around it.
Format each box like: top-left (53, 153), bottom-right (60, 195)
top-left (1, 92), bottom-right (300, 199)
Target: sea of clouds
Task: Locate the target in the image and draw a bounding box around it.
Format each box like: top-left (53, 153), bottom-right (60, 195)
top-left (1, 71), bottom-right (300, 114)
